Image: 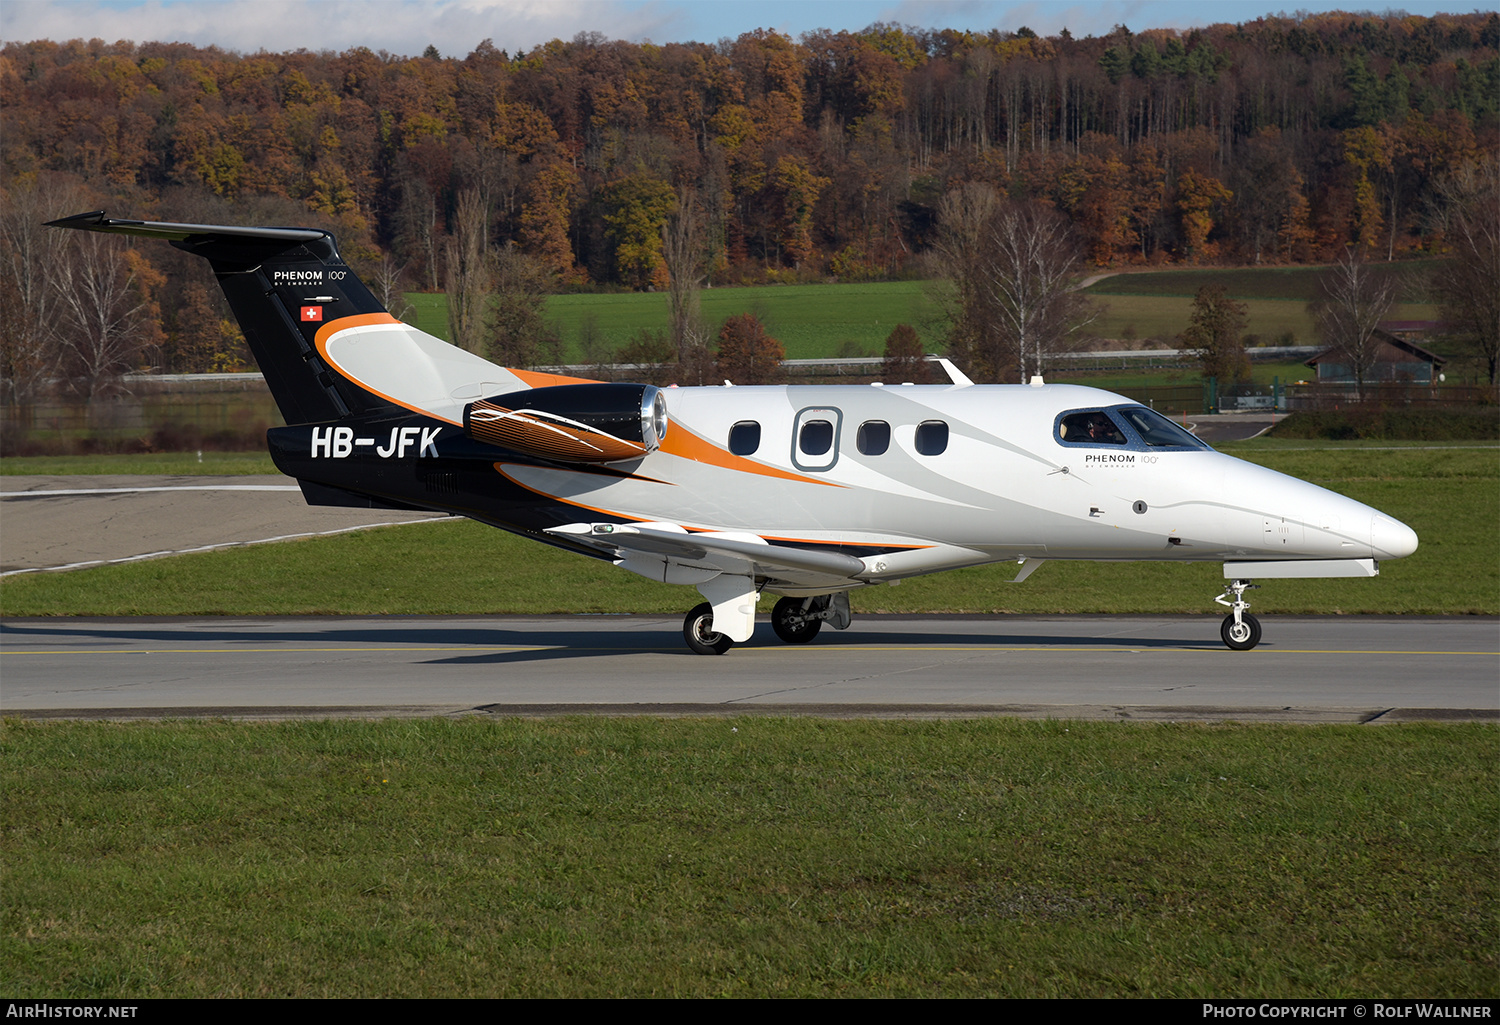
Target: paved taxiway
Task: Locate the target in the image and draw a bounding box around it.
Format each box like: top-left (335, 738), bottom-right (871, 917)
top-left (4, 614), bottom-right (1495, 723)
top-left (1, 475), bottom-right (448, 574)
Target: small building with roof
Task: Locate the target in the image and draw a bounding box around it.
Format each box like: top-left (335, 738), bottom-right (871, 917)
top-left (1304, 328), bottom-right (1446, 385)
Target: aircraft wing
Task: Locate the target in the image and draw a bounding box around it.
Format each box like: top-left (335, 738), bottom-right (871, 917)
top-left (545, 522), bottom-right (866, 582)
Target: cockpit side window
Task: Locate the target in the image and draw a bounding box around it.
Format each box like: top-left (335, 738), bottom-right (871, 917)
top-left (1057, 410), bottom-right (1127, 445)
top-left (1116, 406), bottom-right (1209, 449)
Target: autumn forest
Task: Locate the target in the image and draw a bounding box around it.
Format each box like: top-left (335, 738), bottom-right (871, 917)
top-left (1, 10), bottom-right (1497, 394)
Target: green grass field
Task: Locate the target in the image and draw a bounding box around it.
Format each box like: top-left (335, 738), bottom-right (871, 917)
top-left (408, 282), bottom-right (948, 362)
top-left (2, 717), bottom-right (1493, 998)
top-left (396, 265), bottom-right (1442, 362)
top-left (1087, 261), bottom-right (1442, 301)
top-left (1083, 263), bottom-right (1442, 348)
top-left (3, 444), bottom-right (1494, 617)
top-left (1088, 295), bottom-right (1438, 349)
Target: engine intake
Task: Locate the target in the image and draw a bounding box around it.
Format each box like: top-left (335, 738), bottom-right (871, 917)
top-left (463, 383), bottom-right (668, 463)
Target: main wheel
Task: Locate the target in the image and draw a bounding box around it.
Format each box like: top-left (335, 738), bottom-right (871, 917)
top-left (683, 602), bottom-right (733, 655)
top-left (1220, 612), bottom-right (1262, 651)
top-left (771, 597), bottom-right (823, 644)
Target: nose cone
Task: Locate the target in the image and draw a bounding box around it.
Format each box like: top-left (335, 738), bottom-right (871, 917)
top-left (1372, 514), bottom-right (1419, 560)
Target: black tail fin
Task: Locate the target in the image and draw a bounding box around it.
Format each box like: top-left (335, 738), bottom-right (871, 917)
top-left (46, 211), bottom-right (401, 425)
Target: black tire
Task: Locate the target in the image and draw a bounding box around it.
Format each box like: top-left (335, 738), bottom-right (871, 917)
top-left (771, 597), bottom-right (823, 644)
top-left (683, 602), bottom-right (733, 655)
top-left (1220, 612), bottom-right (1262, 651)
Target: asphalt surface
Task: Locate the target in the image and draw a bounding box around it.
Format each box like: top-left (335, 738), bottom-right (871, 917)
top-left (1, 475), bottom-right (448, 574)
top-left (4, 614), bottom-right (1495, 723)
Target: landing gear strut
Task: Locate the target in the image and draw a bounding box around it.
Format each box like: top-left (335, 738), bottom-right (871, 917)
top-left (1215, 578), bottom-right (1262, 651)
top-left (683, 602), bottom-right (733, 655)
top-left (769, 593), bottom-right (852, 645)
top-left (771, 596), bottom-right (824, 643)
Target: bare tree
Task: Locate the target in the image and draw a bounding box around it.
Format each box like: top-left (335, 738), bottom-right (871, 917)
top-left (371, 254), bottom-right (414, 323)
top-left (662, 186), bottom-right (711, 383)
top-left (981, 200), bottom-right (1097, 382)
top-left (1310, 247), bottom-right (1397, 399)
top-left (933, 182), bottom-right (1001, 377)
top-left (395, 174), bottom-right (442, 293)
top-left (50, 231), bottom-right (160, 401)
top-left (444, 188), bottom-right (491, 354)
top-left (487, 243), bottom-right (560, 369)
top-left (1431, 156), bottom-right (1500, 387)
top-left (0, 177), bottom-right (85, 405)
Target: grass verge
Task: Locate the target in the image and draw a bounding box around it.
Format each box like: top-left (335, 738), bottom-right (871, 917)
top-left (2, 717), bottom-right (1493, 998)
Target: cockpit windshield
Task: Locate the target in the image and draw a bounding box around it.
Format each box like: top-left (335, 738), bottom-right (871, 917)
top-left (1114, 406), bottom-right (1210, 449)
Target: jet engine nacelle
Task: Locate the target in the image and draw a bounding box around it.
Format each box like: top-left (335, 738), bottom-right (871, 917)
top-left (463, 382), bottom-right (668, 464)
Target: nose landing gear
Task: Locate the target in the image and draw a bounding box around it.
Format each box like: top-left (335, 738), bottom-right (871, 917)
top-left (1215, 578), bottom-right (1262, 651)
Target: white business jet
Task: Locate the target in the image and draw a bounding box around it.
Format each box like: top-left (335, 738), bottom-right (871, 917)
top-left (48, 213), bottom-right (1419, 654)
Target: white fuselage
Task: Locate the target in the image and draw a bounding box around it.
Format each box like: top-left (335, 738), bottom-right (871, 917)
top-left (503, 382), bottom-right (1417, 589)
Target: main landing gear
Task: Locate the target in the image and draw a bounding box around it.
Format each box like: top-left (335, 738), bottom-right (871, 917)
top-left (681, 594), bottom-right (852, 654)
top-left (683, 602), bottom-right (733, 656)
top-left (771, 596), bottom-right (825, 644)
top-left (1215, 578), bottom-right (1262, 651)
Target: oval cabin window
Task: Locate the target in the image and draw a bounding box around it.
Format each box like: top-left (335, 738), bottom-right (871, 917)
top-left (857, 421), bottom-right (890, 456)
top-left (728, 421), bottom-right (761, 455)
top-left (915, 420), bottom-right (949, 456)
top-left (799, 419), bottom-right (834, 456)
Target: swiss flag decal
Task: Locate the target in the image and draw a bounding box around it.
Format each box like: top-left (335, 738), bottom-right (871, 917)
top-left (300, 306), bottom-right (323, 322)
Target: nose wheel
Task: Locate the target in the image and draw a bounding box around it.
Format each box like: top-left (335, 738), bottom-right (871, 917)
top-left (1214, 578), bottom-right (1262, 651)
top-left (1220, 612), bottom-right (1262, 651)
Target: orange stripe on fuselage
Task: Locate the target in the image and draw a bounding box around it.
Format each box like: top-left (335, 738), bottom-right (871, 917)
top-left (657, 422), bottom-right (842, 487)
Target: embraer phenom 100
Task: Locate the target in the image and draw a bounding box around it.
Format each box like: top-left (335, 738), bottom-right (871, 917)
top-left (48, 212), bottom-right (1419, 654)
